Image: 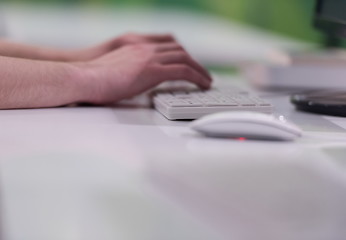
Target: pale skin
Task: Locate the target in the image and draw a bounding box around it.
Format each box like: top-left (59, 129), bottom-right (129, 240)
top-left (0, 33), bottom-right (212, 109)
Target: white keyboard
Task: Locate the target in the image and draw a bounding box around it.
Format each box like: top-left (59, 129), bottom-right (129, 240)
top-left (153, 87), bottom-right (273, 120)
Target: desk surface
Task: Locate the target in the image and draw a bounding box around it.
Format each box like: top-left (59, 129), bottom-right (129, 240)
top-left (2, 76), bottom-right (346, 240)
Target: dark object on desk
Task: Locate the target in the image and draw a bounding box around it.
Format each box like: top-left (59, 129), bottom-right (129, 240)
top-left (293, 0), bottom-right (346, 117)
top-left (315, 0), bottom-right (346, 47)
top-left (291, 91), bottom-right (346, 117)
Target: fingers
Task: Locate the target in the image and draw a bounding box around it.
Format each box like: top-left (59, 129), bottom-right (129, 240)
top-left (154, 52), bottom-right (212, 82)
top-left (149, 42), bottom-right (212, 89)
top-left (119, 33), bottom-right (176, 46)
top-left (143, 34), bottom-right (176, 43)
top-left (156, 64), bottom-right (211, 90)
top-left (153, 44), bottom-right (210, 79)
top-left (155, 43), bottom-right (185, 53)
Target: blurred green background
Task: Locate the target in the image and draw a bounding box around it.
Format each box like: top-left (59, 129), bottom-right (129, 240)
top-left (6, 0), bottom-right (321, 43)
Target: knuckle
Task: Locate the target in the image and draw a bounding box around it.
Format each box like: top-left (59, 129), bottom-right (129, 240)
top-left (117, 37), bottom-right (126, 45)
top-left (142, 43), bottom-right (157, 52)
top-left (130, 43), bottom-right (152, 50)
top-left (165, 34), bottom-right (175, 40)
top-left (172, 43), bottom-right (181, 48)
top-left (179, 65), bottom-right (193, 77)
top-left (126, 44), bottom-right (156, 58)
top-left (174, 44), bottom-right (185, 51)
top-left (175, 52), bottom-right (189, 61)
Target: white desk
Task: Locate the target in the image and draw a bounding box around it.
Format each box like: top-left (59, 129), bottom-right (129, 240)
top-left (2, 76), bottom-right (346, 240)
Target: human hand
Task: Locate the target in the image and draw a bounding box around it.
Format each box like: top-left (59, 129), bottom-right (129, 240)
top-left (77, 42), bottom-right (212, 104)
top-left (66, 33), bottom-right (177, 62)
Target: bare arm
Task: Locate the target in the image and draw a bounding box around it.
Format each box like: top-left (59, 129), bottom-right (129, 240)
top-left (0, 42), bottom-right (211, 109)
top-left (0, 39), bottom-right (72, 61)
top-left (0, 33), bottom-right (176, 62)
top-left (0, 56), bottom-right (83, 109)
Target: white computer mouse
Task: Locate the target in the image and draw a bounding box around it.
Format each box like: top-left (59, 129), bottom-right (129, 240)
top-left (190, 111), bottom-right (303, 141)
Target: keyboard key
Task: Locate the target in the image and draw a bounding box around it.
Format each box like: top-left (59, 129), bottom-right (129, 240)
top-left (185, 100), bottom-right (203, 107)
top-left (174, 95), bottom-right (193, 100)
top-left (233, 97), bottom-right (256, 106)
top-left (172, 91), bottom-right (188, 96)
top-left (166, 100), bottom-right (189, 107)
top-left (250, 97), bottom-right (272, 106)
top-left (218, 99), bottom-right (238, 106)
top-left (204, 100), bottom-right (232, 106)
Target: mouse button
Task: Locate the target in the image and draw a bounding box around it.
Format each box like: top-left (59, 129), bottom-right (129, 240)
top-left (199, 111), bottom-right (269, 123)
top-left (197, 123), bottom-right (298, 140)
top-left (192, 122), bottom-right (241, 135)
top-left (245, 115), bottom-right (300, 131)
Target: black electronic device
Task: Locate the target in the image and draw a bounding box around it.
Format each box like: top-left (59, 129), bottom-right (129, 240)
top-left (291, 0), bottom-right (346, 116)
top-left (291, 91), bottom-right (346, 117)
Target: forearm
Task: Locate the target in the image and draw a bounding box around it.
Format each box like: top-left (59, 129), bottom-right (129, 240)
top-left (0, 39), bottom-right (71, 61)
top-left (0, 56), bottom-right (86, 109)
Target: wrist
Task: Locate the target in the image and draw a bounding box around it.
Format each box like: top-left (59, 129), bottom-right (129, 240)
top-left (68, 62), bottom-right (101, 104)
